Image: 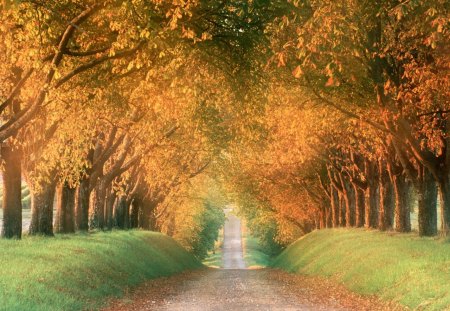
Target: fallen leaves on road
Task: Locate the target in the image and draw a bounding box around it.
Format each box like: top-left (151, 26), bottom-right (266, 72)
top-left (103, 268), bottom-right (405, 311)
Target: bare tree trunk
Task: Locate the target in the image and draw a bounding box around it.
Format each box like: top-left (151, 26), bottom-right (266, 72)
top-left (114, 195), bottom-right (128, 229)
top-left (364, 161), bottom-right (378, 228)
top-left (343, 181), bottom-right (355, 227)
top-left (379, 161), bottom-right (394, 231)
top-left (365, 184), bottom-right (378, 228)
top-left (76, 178), bottom-right (90, 231)
top-left (353, 183), bottom-right (365, 227)
top-left (345, 183), bottom-right (356, 228)
top-left (330, 186), bottom-right (339, 227)
top-left (319, 207), bottom-right (326, 229)
top-left (129, 198), bottom-right (140, 229)
top-left (417, 167), bottom-right (438, 236)
top-left (438, 176), bottom-right (450, 236)
top-left (89, 179), bottom-right (107, 230)
top-left (105, 188), bottom-right (116, 231)
top-left (325, 205), bottom-right (332, 228)
top-left (1, 144), bottom-right (22, 239)
top-left (391, 174), bottom-right (411, 232)
top-left (138, 198), bottom-right (151, 229)
top-left (148, 201), bottom-right (159, 231)
top-left (55, 183), bottom-right (76, 233)
top-left (29, 180), bottom-right (56, 236)
top-left (339, 194), bottom-right (346, 227)
top-left (124, 198), bottom-right (131, 229)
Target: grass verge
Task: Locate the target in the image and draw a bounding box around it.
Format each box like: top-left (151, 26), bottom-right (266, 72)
top-left (241, 222), bottom-right (271, 268)
top-left (272, 228), bottom-right (450, 310)
top-left (0, 231), bottom-right (202, 311)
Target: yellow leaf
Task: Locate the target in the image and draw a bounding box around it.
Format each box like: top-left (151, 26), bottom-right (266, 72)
top-left (292, 66), bottom-right (303, 78)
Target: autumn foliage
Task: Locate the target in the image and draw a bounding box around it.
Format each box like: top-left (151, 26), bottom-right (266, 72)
top-left (0, 0), bottom-right (448, 248)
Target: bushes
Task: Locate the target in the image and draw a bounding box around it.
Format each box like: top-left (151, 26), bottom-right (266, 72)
top-left (191, 201), bottom-right (225, 259)
top-left (173, 198), bottom-right (225, 260)
top-left (246, 214), bottom-right (283, 256)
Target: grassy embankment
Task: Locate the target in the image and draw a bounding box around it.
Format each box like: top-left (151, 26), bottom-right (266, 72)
top-left (241, 224), bottom-right (270, 268)
top-left (0, 231), bottom-right (202, 311)
top-left (272, 229), bottom-right (450, 310)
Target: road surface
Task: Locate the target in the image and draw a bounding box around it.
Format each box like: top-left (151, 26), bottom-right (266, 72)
top-left (222, 213), bottom-right (246, 269)
top-left (104, 213), bottom-right (401, 311)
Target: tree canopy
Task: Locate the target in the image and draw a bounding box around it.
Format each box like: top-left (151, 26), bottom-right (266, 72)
top-left (1, 0), bottom-right (449, 247)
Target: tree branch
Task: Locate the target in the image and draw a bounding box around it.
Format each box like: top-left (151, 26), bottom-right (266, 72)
top-left (0, 4), bottom-right (101, 142)
top-left (64, 45), bottom-right (111, 57)
top-left (54, 41), bottom-right (145, 88)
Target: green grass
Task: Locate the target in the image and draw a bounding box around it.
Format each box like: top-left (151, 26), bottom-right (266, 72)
top-left (242, 232), bottom-right (271, 268)
top-left (0, 230), bottom-right (202, 311)
top-left (243, 235), bottom-right (270, 268)
top-left (272, 228), bottom-right (450, 310)
top-left (202, 249), bottom-right (223, 268)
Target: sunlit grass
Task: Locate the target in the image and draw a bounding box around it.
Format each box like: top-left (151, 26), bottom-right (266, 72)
top-left (272, 229), bottom-right (450, 310)
top-left (0, 231), bottom-right (202, 311)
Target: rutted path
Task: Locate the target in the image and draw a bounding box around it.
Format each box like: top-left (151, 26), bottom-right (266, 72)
top-left (104, 214), bottom-right (403, 311)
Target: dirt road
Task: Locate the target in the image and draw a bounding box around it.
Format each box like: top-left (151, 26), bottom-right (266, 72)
top-left (222, 213), bottom-right (246, 269)
top-left (104, 214), bottom-right (402, 311)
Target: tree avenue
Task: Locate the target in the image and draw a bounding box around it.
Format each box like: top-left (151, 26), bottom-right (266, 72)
top-left (0, 0), bottom-right (448, 255)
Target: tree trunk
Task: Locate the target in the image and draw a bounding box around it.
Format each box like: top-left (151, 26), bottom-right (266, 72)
top-left (365, 184), bottom-right (378, 228)
top-left (55, 183), bottom-right (76, 233)
top-left (364, 162), bottom-right (378, 228)
top-left (325, 205), bottom-right (332, 228)
top-left (392, 174), bottom-right (411, 232)
top-left (341, 190), bottom-right (350, 227)
top-left (114, 195), bottom-right (128, 229)
top-left (379, 162), bottom-right (394, 231)
top-left (339, 194), bottom-right (346, 227)
top-left (29, 180), bottom-right (56, 236)
top-left (330, 186), bottom-right (339, 227)
top-left (130, 197), bottom-right (140, 229)
top-left (1, 144), bottom-right (22, 239)
top-left (148, 201), bottom-right (158, 231)
top-left (138, 198), bottom-right (151, 229)
top-left (319, 206), bottom-right (326, 229)
top-left (89, 179), bottom-right (107, 230)
top-left (438, 177), bottom-right (450, 236)
top-left (105, 188), bottom-right (116, 231)
top-left (76, 179), bottom-right (90, 231)
top-left (124, 198), bottom-right (131, 229)
top-left (414, 167), bottom-right (437, 236)
top-left (343, 182), bottom-right (355, 227)
top-left (353, 183), bottom-right (365, 227)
